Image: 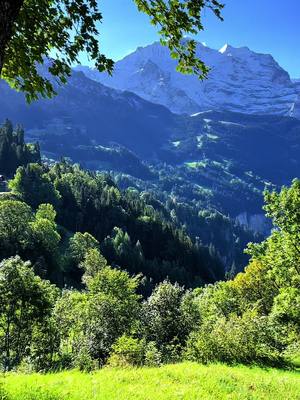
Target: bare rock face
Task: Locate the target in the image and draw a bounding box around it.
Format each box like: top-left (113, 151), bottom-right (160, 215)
top-left (236, 212), bottom-right (270, 235)
top-left (76, 42), bottom-right (299, 118)
top-left (292, 79), bottom-right (300, 119)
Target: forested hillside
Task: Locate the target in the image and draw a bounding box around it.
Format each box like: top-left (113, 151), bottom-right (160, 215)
top-left (0, 125), bottom-right (223, 290)
top-left (0, 125), bottom-right (299, 373)
top-left (0, 121), bottom-right (261, 274)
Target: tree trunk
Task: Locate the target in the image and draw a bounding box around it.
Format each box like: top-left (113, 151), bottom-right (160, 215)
top-left (0, 0), bottom-right (24, 75)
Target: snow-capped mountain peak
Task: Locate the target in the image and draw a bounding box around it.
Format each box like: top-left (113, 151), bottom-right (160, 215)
top-left (219, 43), bottom-right (229, 53)
top-left (75, 41), bottom-right (300, 118)
top-left (219, 44), bottom-right (252, 57)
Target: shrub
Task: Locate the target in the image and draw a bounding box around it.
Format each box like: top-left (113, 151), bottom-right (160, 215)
top-left (144, 342), bottom-right (162, 367)
top-left (283, 340), bottom-right (300, 367)
top-left (108, 335), bottom-right (145, 367)
top-left (73, 344), bottom-right (95, 372)
top-left (142, 281), bottom-right (200, 356)
top-left (161, 338), bottom-right (183, 364)
top-left (185, 311), bottom-right (286, 367)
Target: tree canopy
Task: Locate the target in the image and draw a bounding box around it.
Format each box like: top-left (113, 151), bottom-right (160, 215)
top-left (0, 0), bottom-right (223, 101)
top-left (0, 120), bottom-right (40, 176)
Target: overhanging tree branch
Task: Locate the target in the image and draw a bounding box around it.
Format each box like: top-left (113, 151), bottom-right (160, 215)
top-left (0, 0), bottom-right (224, 102)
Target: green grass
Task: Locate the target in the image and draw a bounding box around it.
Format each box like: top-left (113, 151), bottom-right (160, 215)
top-left (1, 362), bottom-right (300, 400)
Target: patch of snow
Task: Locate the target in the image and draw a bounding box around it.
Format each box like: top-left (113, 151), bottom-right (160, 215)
top-left (191, 111), bottom-right (212, 117)
top-left (219, 44), bottom-right (229, 54)
top-left (219, 120), bottom-right (245, 127)
top-left (207, 133), bottom-right (218, 140)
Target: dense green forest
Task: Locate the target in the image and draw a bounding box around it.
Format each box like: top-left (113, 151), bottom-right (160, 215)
top-left (0, 122), bottom-right (299, 372)
top-left (113, 167), bottom-right (262, 275)
top-left (0, 133), bottom-right (224, 290)
top-left (0, 122), bottom-right (226, 287)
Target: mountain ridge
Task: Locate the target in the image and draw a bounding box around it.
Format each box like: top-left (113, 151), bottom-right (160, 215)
top-left (2, 69), bottom-right (300, 227)
top-left (2, 63), bottom-right (300, 270)
top-left (75, 41), bottom-right (300, 118)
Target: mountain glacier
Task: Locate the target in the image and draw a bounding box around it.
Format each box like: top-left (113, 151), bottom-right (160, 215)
top-left (76, 41), bottom-right (300, 118)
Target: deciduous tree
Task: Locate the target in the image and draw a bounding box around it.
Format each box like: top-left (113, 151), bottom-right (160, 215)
top-left (0, 0), bottom-right (223, 101)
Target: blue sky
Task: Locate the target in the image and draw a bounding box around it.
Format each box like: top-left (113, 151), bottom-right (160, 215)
top-left (83, 0), bottom-right (300, 78)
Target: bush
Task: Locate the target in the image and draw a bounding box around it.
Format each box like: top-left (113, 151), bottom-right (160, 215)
top-left (142, 281), bottom-right (200, 356)
top-left (73, 345), bottom-right (95, 372)
top-left (144, 342), bottom-right (162, 367)
top-left (108, 335), bottom-right (145, 367)
top-left (283, 340), bottom-right (300, 367)
top-left (185, 311), bottom-right (286, 367)
top-left (161, 338), bottom-right (183, 364)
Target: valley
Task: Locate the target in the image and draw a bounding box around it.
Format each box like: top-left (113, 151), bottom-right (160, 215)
top-left (1, 48), bottom-right (300, 272)
top-left (0, 1), bottom-right (300, 394)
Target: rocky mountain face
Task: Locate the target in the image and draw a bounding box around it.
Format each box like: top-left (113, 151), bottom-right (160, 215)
top-left (76, 41), bottom-right (300, 118)
top-left (293, 79), bottom-right (300, 116)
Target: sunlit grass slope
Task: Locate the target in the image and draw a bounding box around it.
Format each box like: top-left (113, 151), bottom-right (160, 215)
top-left (1, 362), bottom-right (300, 400)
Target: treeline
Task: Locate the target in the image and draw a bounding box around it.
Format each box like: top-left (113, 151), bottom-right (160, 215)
top-left (0, 120), bottom-right (40, 177)
top-left (0, 180), bottom-right (299, 372)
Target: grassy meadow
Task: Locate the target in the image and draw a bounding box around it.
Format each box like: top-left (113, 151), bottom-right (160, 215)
top-left (1, 362), bottom-right (299, 400)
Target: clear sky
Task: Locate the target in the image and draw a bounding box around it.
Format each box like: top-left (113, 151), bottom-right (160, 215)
top-left (84, 0), bottom-right (300, 78)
